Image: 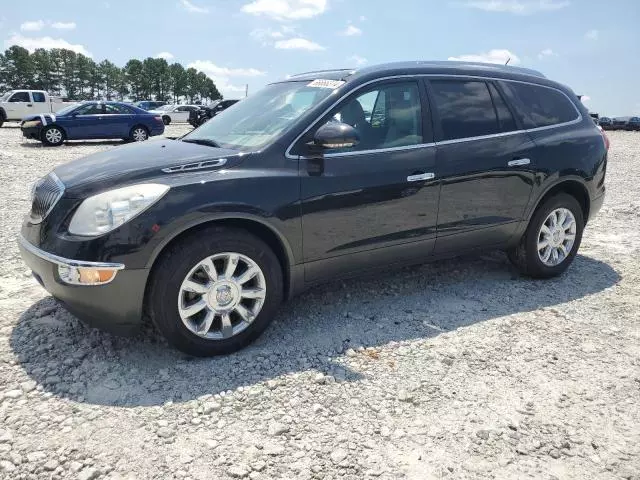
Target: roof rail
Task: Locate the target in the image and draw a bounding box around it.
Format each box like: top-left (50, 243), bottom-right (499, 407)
top-left (288, 68), bottom-right (354, 78)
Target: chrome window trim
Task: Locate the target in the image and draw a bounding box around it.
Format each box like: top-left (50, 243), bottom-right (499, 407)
top-left (303, 142), bottom-right (436, 159)
top-left (285, 73), bottom-right (583, 159)
top-left (18, 234), bottom-right (125, 270)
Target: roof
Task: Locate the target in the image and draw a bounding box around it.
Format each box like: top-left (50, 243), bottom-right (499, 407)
top-left (281, 61), bottom-right (547, 84)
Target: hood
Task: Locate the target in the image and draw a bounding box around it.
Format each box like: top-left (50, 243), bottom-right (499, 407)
top-left (54, 139), bottom-right (241, 196)
top-left (22, 112), bottom-right (67, 123)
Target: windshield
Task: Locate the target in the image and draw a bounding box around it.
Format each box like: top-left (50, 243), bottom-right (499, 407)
top-left (182, 81), bottom-right (337, 151)
top-left (1, 91), bottom-right (15, 101)
top-left (55, 103), bottom-right (81, 116)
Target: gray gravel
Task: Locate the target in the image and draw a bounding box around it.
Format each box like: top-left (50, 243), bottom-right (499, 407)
top-left (0, 125), bottom-right (639, 480)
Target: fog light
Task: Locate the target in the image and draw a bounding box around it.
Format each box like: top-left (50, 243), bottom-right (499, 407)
top-left (58, 265), bottom-right (118, 285)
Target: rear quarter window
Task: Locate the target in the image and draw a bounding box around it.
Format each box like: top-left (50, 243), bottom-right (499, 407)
top-left (499, 82), bottom-right (580, 129)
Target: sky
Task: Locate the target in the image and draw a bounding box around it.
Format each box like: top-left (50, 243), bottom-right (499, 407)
top-left (1, 0), bottom-right (639, 116)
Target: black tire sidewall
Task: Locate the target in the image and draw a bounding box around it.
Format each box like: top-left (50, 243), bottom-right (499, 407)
top-left (148, 228), bottom-right (283, 356)
top-left (163, 116), bottom-right (170, 125)
top-left (524, 194), bottom-right (584, 277)
top-left (41, 126), bottom-right (64, 146)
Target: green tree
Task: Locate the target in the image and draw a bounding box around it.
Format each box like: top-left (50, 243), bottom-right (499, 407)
top-left (31, 49), bottom-right (55, 92)
top-left (124, 59), bottom-right (144, 100)
top-left (169, 63), bottom-right (187, 103)
top-left (2, 46), bottom-right (33, 88)
top-left (99, 60), bottom-right (119, 100)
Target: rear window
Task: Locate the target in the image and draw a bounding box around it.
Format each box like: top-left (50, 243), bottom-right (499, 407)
top-left (431, 80), bottom-right (507, 141)
top-left (499, 81), bottom-right (579, 129)
top-left (32, 92), bottom-right (46, 102)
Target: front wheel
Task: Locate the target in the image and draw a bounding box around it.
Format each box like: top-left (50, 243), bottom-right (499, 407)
top-left (41, 126), bottom-right (65, 146)
top-left (147, 227), bottom-right (284, 356)
top-left (508, 193), bottom-right (584, 278)
top-left (162, 116), bottom-right (171, 126)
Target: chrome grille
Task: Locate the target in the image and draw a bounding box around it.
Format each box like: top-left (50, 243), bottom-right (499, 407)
top-left (30, 173), bottom-right (64, 224)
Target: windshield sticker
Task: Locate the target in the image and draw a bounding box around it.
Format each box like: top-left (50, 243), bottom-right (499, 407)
top-left (307, 79), bottom-right (346, 89)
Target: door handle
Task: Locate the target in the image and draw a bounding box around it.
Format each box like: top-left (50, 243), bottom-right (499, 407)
top-left (407, 172), bottom-right (435, 182)
top-left (508, 158), bottom-right (531, 167)
top-left (26, 104), bottom-right (33, 107)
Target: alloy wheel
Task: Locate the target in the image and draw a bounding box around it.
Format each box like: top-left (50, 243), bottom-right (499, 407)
top-left (45, 128), bottom-right (63, 144)
top-left (178, 252), bottom-right (267, 340)
top-left (537, 207), bottom-right (577, 267)
top-left (132, 128), bottom-right (148, 141)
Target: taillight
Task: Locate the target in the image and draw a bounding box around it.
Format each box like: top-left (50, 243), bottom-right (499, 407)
top-left (154, 116), bottom-right (162, 122)
top-left (597, 126), bottom-right (610, 150)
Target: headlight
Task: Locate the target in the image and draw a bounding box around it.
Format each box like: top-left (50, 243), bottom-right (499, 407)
top-left (68, 184), bottom-right (169, 236)
top-left (22, 120), bottom-right (42, 128)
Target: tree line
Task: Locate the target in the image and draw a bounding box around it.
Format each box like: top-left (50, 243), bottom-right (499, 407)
top-left (0, 45), bottom-right (222, 103)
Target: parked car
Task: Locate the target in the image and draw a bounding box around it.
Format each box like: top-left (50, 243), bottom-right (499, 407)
top-left (135, 100), bottom-right (167, 111)
top-left (0, 89), bottom-right (77, 127)
top-left (188, 99), bottom-right (240, 127)
top-left (598, 117), bottom-right (613, 130)
top-left (625, 116), bottom-right (640, 131)
top-left (612, 117), bottom-right (629, 130)
top-left (20, 101), bottom-right (165, 146)
top-left (18, 61), bottom-right (608, 356)
top-left (149, 104), bottom-right (201, 125)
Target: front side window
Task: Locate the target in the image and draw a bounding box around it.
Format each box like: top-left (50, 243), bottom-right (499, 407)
top-left (75, 104), bottom-right (103, 115)
top-left (499, 81), bottom-right (579, 128)
top-left (9, 92), bottom-right (30, 102)
top-left (319, 81), bottom-right (423, 153)
top-left (182, 80), bottom-right (336, 151)
top-left (32, 92), bottom-right (46, 102)
top-left (430, 80), bottom-right (501, 141)
top-left (104, 104), bottom-right (131, 114)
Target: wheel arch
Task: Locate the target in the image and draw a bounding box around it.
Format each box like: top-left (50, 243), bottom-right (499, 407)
top-left (145, 215), bottom-right (296, 300)
top-left (0, 107), bottom-right (6, 121)
top-left (43, 123), bottom-right (67, 138)
top-left (529, 178), bottom-right (590, 223)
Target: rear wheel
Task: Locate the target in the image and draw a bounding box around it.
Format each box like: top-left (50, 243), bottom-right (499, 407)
top-left (130, 126), bottom-right (149, 142)
top-left (508, 193), bottom-right (584, 278)
top-left (162, 116), bottom-right (171, 125)
top-left (41, 126), bottom-right (65, 146)
top-left (147, 227), bottom-right (284, 356)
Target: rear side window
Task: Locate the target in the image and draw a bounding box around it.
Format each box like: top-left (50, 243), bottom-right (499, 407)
top-left (430, 80), bottom-right (504, 141)
top-left (499, 82), bottom-right (579, 128)
top-left (488, 83), bottom-right (517, 132)
top-left (32, 92), bottom-right (46, 102)
top-left (104, 104), bottom-right (132, 114)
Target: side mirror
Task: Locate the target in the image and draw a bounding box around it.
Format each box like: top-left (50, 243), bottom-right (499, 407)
top-left (313, 122), bottom-right (360, 149)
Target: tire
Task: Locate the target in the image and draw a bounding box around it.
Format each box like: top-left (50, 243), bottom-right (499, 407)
top-left (507, 193), bottom-right (584, 278)
top-left (130, 125), bottom-right (149, 142)
top-left (41, 125), bottom-right (65, 146)
top-left (147, 226), bottom-right (284, 356)
top-left (162, 116), bottom-right (171, 126)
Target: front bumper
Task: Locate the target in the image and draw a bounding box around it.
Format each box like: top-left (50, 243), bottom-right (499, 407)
top-left (18, 234), bottom-right (149, 335)
top-left (21, 125), bottom-right (42, 140)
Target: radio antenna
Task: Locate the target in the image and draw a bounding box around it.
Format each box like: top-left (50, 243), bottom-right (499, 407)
top-left (505, 57), bottom-right (511, 65)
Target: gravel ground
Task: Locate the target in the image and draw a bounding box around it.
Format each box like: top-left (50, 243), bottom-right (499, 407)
top-left (0, 124), bottom-right (638, 480)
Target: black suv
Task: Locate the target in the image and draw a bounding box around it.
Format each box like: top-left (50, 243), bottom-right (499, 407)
top-left (626, 117), bottom-right (640, 131)
top-left (188, 99), bottom-right (240, 127)
top-left (18, 61), bottom-right (608, 356)
top-left (598, 117), bottom-right (613, 130)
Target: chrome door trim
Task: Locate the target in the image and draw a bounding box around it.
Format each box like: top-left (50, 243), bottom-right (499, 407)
top-left (285, 73), bottom-right (583, 160)
top-left (407, 172), bottom-right (435, 182)
top-left (508, 158), bottom-right (531, 167)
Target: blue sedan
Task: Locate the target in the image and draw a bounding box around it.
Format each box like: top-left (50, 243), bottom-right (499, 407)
top-left (20, 101), bottom-right (165, 146)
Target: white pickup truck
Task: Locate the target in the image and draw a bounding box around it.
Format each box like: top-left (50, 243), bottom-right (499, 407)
top-left (0, 90), bottom-right (77, 127)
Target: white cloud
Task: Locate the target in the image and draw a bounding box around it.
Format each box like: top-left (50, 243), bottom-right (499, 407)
top-left (349, 55), bottom-right (368, 66)
top-left (188, 60), bottom-right (265, 77)
top-left (5, 34), bottom-right (92, 57)
top-left (340, 25), bottom-right (362, 36)
top-left (20, 20), bottom-right (45, 32)
top-left (51, 21), bottom-right (76, 30)
top-left (179, 0), bottom-right (209, 14)
top-left (241, 0), bottom-right (327, 20)
top-left (448, 48), bottom-right (520, 65)
top-left (250, 27), bottom-right (288, 45)
top-left (461, 0), bottom-right (569, 14)
top-left (359, 15), bottom-right (367, 21)
top-left (585, 29), bottom-right (599, 40)
top-left (188, 60), bottom-right (262, 97)
top-left (155, 51), bottom-right (175, 60)
top-left (274, 37), bottom-right (325, 51)
top-left (538, 48), bottom-right (558, 59)
top-left (580, 95), bottom-right (591, 103)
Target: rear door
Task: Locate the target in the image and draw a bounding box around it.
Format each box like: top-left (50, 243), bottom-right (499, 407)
top-left (172, 106), bottom-right (191, 123)
top-left (426, 78), bottom-right (537, 253)
top-left (5, 91), bottom-right (33, 120)
top-left (102, 103), bottom-right (135, 138)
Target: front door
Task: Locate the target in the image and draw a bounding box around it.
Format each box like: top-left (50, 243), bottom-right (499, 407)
top-left (426, 78), bottom-right (536, 253)
top-left (294, 80), bottom-right (440, 282)
top-left (173, 106), bottom-right (191, 123)
top-left (5, 91), bottom-right (33, 120)
top-left (66, 103), bottom-right (105, 139)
